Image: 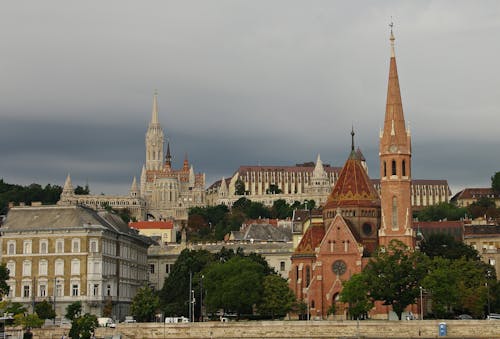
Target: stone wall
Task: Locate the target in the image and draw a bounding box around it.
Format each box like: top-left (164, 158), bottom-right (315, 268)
top-left (29, 320), bottom-right (500, 339)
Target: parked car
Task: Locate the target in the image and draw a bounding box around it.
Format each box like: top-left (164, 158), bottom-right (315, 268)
top-left (456, 314), bottom-right (473, 320)
top-left (123, 316), bottom-right (136, 323)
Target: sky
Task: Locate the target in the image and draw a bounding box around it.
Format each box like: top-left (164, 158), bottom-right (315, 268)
top-left (1, 1), bottom-right (499, 196)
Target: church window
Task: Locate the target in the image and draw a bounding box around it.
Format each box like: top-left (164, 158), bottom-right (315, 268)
top-left (362, 223), bottom-right (373, 236)
top-left (383, 161), bottom-right (387, 177)
top-left (402, 160), bottom-right (406, 176)
top-left (392, 196), bottom-right (398, 230)
top-left (391, 160), bottom-right (396, 176)
top-left (305, 266), bottom-right (311, 287)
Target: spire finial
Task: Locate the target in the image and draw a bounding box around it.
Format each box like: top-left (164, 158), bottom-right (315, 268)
top-left (351, 126), bottom-right (355, 152)
top-left (151, 90), bottom-right (159, 124)
top-left (389, 19), bottom-right (396, 58)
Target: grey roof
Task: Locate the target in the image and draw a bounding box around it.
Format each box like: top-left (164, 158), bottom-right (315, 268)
top-left (231, 224), bottom-right (292, 242)
top-left (1, 205), bottom-right (153, 245)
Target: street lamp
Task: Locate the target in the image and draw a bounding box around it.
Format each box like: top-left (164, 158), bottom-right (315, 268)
top-left (53, 278), bottom-right (59, 325)
top-left (200, 275), bottom-right (204, 322)
top-left (191, 290), bottom-right (196, 323)
top-left (419, 286), bottom-right (423, 320)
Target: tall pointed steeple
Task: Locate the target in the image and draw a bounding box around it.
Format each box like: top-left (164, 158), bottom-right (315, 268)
top-left (312, 154), bottom-right (327, 179)
top-left (379, 25), bottom-right (414, 248)
top-left (145, 90), bottom-right (164, 171)
top-left (165, 142), bottom-right (172, 169)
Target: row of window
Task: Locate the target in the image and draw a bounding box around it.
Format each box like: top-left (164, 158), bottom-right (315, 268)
top-left (7, 259), bottom-right (81, 277)
top-left (6, 238), bottom-right (99, 255)
top-left (8, 281), bottom-right (115, 299)
top-left (382, 159), bottom-right (408, 178)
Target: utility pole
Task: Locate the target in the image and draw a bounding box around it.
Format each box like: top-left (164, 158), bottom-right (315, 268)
top-left (200, 275), bottom-right (204, 322)
top-left (188, 271), bottom-right (192, 322)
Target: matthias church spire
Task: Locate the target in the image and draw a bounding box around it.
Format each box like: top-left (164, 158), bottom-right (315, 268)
top-left (145, 91), bottom-right (164, 171)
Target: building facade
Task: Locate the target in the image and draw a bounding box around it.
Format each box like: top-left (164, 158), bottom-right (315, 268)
top-left (289, 29), bottom-right (416, 319)
top-left (0, 205), bottom-right (152, 321)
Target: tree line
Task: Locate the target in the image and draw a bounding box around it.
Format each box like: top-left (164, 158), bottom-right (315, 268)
top-left (0, 178), bottom-right (89, 215)
top-left (187, 197), bottom-right (315, 242)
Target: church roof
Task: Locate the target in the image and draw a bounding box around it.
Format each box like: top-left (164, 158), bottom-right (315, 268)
top-left (324, 146), bottom-right (380, 209)
top-left (293, 222), bottom-right (325, 256)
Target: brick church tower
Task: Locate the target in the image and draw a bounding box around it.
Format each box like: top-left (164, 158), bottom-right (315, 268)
top-left (378, 27), bottom-right (415, 248)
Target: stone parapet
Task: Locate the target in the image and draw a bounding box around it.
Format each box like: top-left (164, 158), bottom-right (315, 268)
top-left (30, 320), bottom-right (500, 339)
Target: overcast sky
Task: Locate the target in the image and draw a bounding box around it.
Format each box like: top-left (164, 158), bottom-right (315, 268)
top-left (1, 1), bottom-right (499, 196)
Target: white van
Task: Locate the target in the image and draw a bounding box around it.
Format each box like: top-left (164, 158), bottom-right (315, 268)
top-left (165, 316), bottom-right (189, 323)
top-left (98, 317), bottom-right (116, 328)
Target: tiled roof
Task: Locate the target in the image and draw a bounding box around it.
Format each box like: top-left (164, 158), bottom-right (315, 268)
top-left (294, 224), bottom-right (325, 255)
top-left (464, 224), bottom-right (500, 236)
top-left (324, 152), bottom-right (380, 209)
top-left (129, 220), bottom-right (173, 230)
top-left (451, 188), bottom-right (500, 201)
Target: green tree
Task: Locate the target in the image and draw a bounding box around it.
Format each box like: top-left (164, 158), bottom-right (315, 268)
top-left (131, 285), bottom-right (160, 322)
top-left (492, 172), bottom-right (500, 193)
top-left (340, 274), bottom-right (373, 320)
top-left (204, 256), bottom-right (265, 316)
top-left (5, 302), bottom-right (27, 316)
top-left (420, 233), bottom-right (479, 260)
top-left (421, 257), bottom-right (460, 318)
top-left (14, 313), bottom-right (44, 330)
top-left (257, 275), bottom-right (296, 319)
top-left (415, 202), bottom-right (467, 221)
top-left (235, 179), bottom-right (246, 195)
top-left (363, 240), bottom-right (427, 320)
top-left (266, 184), bottom-right (283, 195)
top-left (69, 313), bottom-right (98, 339)
top-left (34, 300), bottom-right (56, 320)
top-left (160, 249), bottom-right (214, 317)
top-left (74, 185), bottom-right (90, 195)
top-left (0, 263), bottom-right (10, 298)
top-left (65, 301), bottom-right (82, 321)
top-left (271, 199), bottom-right (292, 219)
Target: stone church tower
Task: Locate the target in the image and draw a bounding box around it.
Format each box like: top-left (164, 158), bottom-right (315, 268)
top-left (145, 91), bottom-right (164, 171)
top-left (378, 28), bottom-right (414, 248)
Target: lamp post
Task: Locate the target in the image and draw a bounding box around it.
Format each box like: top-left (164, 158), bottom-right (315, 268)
top-left (419, 286), bottom-right (423, 320)
top-left (53, 278), bottom-right (58, 325)
top-left (191, 290), bottom-right (196, 323)
top-left (200, 275), bottom-right (204, 322)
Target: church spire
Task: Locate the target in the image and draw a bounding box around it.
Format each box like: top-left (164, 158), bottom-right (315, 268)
top-left (378, 25), bottom-right (414, 248)
top-left (63, 174), bottom-right (74, 193)
top-left (151, 89), bottom-right (159, 125)
top-left (183, 153), bottom-right (189, 171)
top-left (165, 142), bottom-right (172, 169)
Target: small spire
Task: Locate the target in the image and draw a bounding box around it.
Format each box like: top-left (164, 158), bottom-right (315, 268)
top-left (351, 126), bottom-right (355, 152)
top-left (389, 21), bottom-right (396, 58)
top-left (63, 173), bottom-right (73, 191)
top-left (165, 142), bottom-right (172, 168)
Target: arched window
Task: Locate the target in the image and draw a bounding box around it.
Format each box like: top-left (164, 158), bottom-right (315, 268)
top-left (8, 241), bottom-right (16, 255)
top-left (391, 160), bottom-right (397, 176)
top-left (383, 161), bottom-right (387, 177)
top-left (22, 260), bottom-right (32, 276)
top-left (40, 240), bottom-right (48, 254)
top-left (72, 239), bottom-right (80, 253)
top-left (402, 160), bottom-right (406, 177)
top-left (392, 196), bottom-right (398, 230)
top-left (305, 266), bottom-right (311, 287)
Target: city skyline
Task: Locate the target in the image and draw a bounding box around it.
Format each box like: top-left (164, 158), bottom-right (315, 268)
top-left (1, 1), bottom-right (499, 196)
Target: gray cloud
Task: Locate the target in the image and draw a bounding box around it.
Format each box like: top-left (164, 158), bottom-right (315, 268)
top-left (1, 1), bottom-right (499, 196)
